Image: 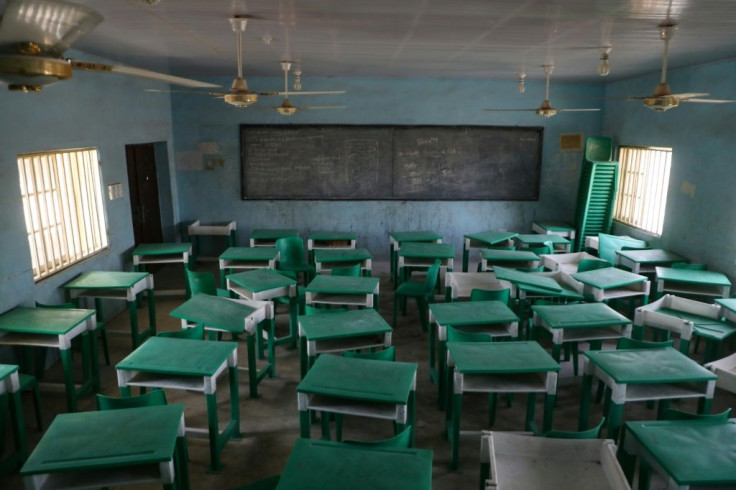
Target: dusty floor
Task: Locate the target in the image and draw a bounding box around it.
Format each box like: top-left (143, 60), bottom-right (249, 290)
top-left (2, 259), bottom-right (734, 489)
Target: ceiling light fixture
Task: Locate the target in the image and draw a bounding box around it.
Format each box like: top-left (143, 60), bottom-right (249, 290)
top-left (517, 72), bottom-right (526, 93)
top-left (598, 46), bottom-right (612, 77)
top-left (293, 65), bottom-right (302, 91)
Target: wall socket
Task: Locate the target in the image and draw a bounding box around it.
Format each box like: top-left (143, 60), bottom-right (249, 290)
top-left (107, 183), bottom-right (124, 200)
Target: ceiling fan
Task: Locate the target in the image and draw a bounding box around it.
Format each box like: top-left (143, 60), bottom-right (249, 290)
top-left (267, 61), bottom-right (345, 116)
top-left (0, 0), bottom-right (219, 92)
top-left (485, 65), bottom-right (600, 118)
top-left (147, 16), bottom-right (345, 108)
top-left (624, 21), bottom-right (734, 111)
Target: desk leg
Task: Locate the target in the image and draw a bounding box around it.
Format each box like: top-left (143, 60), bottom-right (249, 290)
top-left (205, 392), bottom-right (222, 472)
top-left (288, 297), bottom-right (298, 348)
top-left (448, 392), bottom-right (462, 471)
top-left (175, 435), bottom-right (191, 490)
top-left (246, 336), bottom-right (259, 399)
top-left (525, 393), bottom-right (537, 431)
top-left (60, 347), bottom-right (77, 412)
top-left (87, 327), bottom-right (101, 393)
top-left (578, 373), bottom-right (592, 430)
top-left (542, 393), bottom-right (556, 433)
top-left (697, 396), bottom-right (712, 414)
top-left (462, 245), bottom-right (469, 273)
top-left (437, 340), bottom-right (446, 410)
top-left (228, 366), bottom-right (241, 439)
top-left (9, 389), bottom-right (27, 463)
top-left (607, 402), bottom-right (624, 441)
top-left (299, 337), bottom-right (308, 379)
top-left (129, 299), bottom-right (140, 348)
top-left (147, 288), bottom-right (157, 337)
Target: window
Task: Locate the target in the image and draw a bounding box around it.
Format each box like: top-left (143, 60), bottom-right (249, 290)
top-left (18, 148), bottom-right (108, 280)
top-left (613, 146), bottom-right (672, 236)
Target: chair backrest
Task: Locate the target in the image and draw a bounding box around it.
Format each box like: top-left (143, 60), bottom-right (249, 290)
top-left (672, 262), bottom-right (707, 271)
top-left (342, 426), bottom-right (413, 449)
top-left (447, 326), bottom-right (492, 343)
top-left (157, 324), bottom-right (206, 340)
top-left (96, 390), bottom-right (167, 410)
top-left (597, 233), bottom-right (648, 264)
top-left (470, 288), bottom-right (510, 305)
top-left (423, 260), bottom-right (442, 294)
top-left (527, 242), bottom-right (553, 256)
top-left (544, 417), bottom-right (605, 439)
top-left (488, 244), bottom-right (516, 251)
top-left (343, 346), bottom-right (396, 362)
top-left (276, 236), bottom-right (307, 267)
top-left (331, 263), bottom-right (361, 277)
top-left (305, 305), bottom-right (347, 315)
top-left (35, 301), bottom-right (75, 309)
top-left (577, 259), bottom-right (612, 273)
top-left (662, 408), bottom-right (731, 422)
top-left (616, 337), bottom-right (674, 350)
top-left (185, 269), bottom-right (218, 297)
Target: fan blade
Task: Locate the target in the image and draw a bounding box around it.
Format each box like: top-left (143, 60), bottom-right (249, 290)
top-left (484, 109), bottom-right (538, 112)
top-left (0, 0), bottom-right (102, 55)
top-left (260, 90), bottom-right (346, 96)
top-left (670, 92), bottom-right (710, 98)
top-left (145, 88), bottom-right (227, 96)
top-left (71, 60), bottom-right (220, 88)
top-left (558, 108), bottom-right (601, 112)
top-left (681, 98), bottom-right (735, 104)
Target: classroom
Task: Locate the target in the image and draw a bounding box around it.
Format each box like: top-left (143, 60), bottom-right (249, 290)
top-left (1, 0), bottom-right (736, 489)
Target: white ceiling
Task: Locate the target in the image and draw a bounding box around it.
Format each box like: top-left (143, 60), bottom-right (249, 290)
top-left (5, 0), bottom-right (736, 83)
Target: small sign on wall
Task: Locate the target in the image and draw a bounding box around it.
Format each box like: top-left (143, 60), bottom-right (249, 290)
top-left (107, 183), bottom-right (124, 200)
top-left (560, 133), bottom-right (584, 152)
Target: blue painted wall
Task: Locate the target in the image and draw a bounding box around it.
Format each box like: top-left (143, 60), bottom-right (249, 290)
top-left (170, 77), bottom-right (604, 259)
top-left (0, 63), bottom-right (177, 313)
top-left (602, 58), bottom-right (736, 277)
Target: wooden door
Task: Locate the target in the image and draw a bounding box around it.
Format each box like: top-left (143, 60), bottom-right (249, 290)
top-left (126, 143), bottom-right (163, 245)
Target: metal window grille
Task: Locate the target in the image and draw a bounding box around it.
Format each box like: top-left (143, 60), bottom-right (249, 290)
top-left (18, 148), bottom-right (109, 280)
top-left (613, 146), bottom-right (672, 236)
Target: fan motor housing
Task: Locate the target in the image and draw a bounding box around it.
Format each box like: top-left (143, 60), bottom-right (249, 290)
top-left (0, 54), bottom-right (72, 91)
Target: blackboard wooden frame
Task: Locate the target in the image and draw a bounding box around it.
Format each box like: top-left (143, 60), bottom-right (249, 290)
top-left (240, 124), bottom-right (543, 200)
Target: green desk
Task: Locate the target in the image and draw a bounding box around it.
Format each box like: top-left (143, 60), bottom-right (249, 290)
top-left (444, 271), bottom-right (515, 302)
top-left (615, 248), bottom-right (686, 274)
top-left (635, 295), bottom-right (735, 361)
top-left (493, 267), bottom-right (584, 337)
top-left (388, 231), bottom-right (442, 284)
top-left (655, 266), bottom-right (731, 300)
top-left (578, 347), bottom-right (717, 440)
top-left (169, 294), bottom-right (272, 397)
top-left (298, 308), bottom-right (392, 378)
top-left (304, 275), bottom-right (380, 309)
top-left (462, 230), bottom-right (518, 272)
top-left (0, 364), bottom-right (26, 475)
top-left (531, 221), bottom-right (576, 239)
top-left (571, 267), bottom-right (650, 304)
top-left (249, 228), bottom-right (299, 247)
top-left (479, 249), bottom-right (541, 272)
top-left (188, 220), bottom-right (237, 264)
top-left (532, 302), bottom-right (632, 363)
top-left (622, 419), bottom-right (736, 489)
top-left (429, 301), bottom-right (519, 406)
top-left (445, 341), bottom-right (559, 470)
top-left (226, 269), bottom-right (299, 348)
top-left (276, 438), bottom-right (432, 490)
top-left (314, 248), bottom-right (373, 276)
top-left (296, 355), bottom-right (417, 443)
top-left (307, 230), bottom-right (357, 263)
top-left (63, 270), bottom-right (156, 349)
top-left (515, 234), bottom-right (571, 253)
top-left (21, 404), bottom-right (188, 490)
top-left (133, 242), bottom-right (192, 271)
top-left (397, 242), bottom-right (455, 287)
top-left (0, 307), bottom-right (98, 412)
top-left (116, 337), bottom-right (240, 472)
top-left (218, 247), bottom-right (278, 285)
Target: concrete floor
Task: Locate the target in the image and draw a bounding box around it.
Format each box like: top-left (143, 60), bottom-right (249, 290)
top-left (3, 260), bottom-right (735, 489)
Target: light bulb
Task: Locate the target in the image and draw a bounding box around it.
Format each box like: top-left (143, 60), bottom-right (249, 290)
top-left (598, 47), bottom-right (611, 77)
top-left (293, 78), bottom-right (302, 91)
top-left (517, 73), bottom-right (526, 93)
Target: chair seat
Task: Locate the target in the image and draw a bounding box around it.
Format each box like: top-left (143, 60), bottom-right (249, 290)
top-left (396, 281), bottom-right (428, 297)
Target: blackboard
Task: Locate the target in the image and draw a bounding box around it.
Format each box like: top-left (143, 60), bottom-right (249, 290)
top-left (240, 125), bottom-right (543, 200)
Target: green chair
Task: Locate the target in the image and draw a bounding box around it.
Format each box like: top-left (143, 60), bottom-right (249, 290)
top-left (577, 259), bottom-right (612, 273)
top-left (527, 241), bottom-right (553, 256)
top-left (393, 260), bottom-right (441, 331)
top-left (662, 407), bottom-right (731, 421)
top-left (447, 326), bottom-right (493, 343)
top-left (157, 324), bottom-right (206, 340)
top-left (37, 300), bottom-right (110, 366)
top-left (330, 263), bottom-right (362, 276)
top-left (469, 288), bottom-right (511, 306)
top-left (343, 346), bottom-right (396, 361)
top-left (276, 236), bottom-right (315, 285)
top-left (542, 417), bottom-right (605, 439)
top-left (671, 262), bottom-right (707, 270)
top-left (185, 269), bottom-right (230, 298)
top-left (342, 426), bottom-right (413, 449)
